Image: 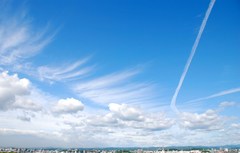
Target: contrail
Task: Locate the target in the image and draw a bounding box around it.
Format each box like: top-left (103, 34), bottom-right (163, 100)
top-left (170, 0), bottom-right (216, 114)
top-left (185, 87), bottom-right (240, 104)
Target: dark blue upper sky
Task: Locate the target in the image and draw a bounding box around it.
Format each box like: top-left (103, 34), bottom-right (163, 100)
top-left (25, 0), bottom-right (240, 103)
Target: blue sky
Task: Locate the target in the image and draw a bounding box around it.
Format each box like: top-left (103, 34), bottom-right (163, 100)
top-left (0, 0), bottom-right (239, 147)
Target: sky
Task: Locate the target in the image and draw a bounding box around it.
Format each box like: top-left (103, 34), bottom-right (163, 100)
top-left (0, 0), bottom-right (240, 148)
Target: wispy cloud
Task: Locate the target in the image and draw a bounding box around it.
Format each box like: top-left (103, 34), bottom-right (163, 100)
top-left (75, 69), bottom-right (140, 91)
top-left (37, 57), bottom-right (94, 83)
top-left (0, 6), bottom-right (55, 66)
top-left (73, 68), bottom-right (159, 106)
top-left (185, 87), bottom-right (240, 104)
top-left (170, 0), bottom-right (216, 113)
top-left (219, 101), bottom-right (236, 108)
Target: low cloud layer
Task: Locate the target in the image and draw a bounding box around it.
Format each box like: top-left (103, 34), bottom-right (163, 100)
top-left (0, 71), bottom-right (238, 147)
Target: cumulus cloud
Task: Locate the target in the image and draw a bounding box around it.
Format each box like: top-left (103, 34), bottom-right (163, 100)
top-left (110, 104), bottom-right (175, 131)
top-left (13, 97), bottom-right (42, 111)
top-left (179, 109), bottom-right (224, 131)
top-left (52, 98), bottom-right (84, 114)
top-left (119, 113), bottom-right (175, 131)
top-left (0, 71), bottom-right (44, 113)
top-left (137, 114), bottom-right (174, 131)
top-left (108, 103), bottom-right (144, 121)
top-left (87, 103), bottom-right (174, 132)
top-left (0, 71), bottom-right (30, 110)
top-left (86, 113), bottom-right (120, 127)
top-left (62, 109), bottom-right (175, 147)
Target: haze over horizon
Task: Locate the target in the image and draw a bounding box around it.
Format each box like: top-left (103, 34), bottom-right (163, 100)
top-left (0, 0), bottom-right (239, 148)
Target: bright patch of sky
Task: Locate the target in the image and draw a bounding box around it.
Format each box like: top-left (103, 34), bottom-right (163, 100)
top-left (0, 0), bottom-right (240, 147)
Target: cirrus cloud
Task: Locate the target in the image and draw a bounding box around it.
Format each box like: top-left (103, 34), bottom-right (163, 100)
top-left (0, 3), bottom-right (55, 66)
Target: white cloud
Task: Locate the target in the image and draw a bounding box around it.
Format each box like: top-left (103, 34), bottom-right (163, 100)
top-left (0, 5), bottom-right (91, 84)
top-left (17, 112), bottom-right (32, 122)
top-left (0, 71), bottom-right (30, 110)
top-left (37, 57), bottom-right (94, 83)
top-left (0, 127), bottom-right (65, 148)
top-left (86, 104), bottom-right (174, 132)
top-left (0, 71), bottom-right (45, 113)
top-left (0, 6), bottom-right (55, 66)
top-left (137, 114), bottom-right (174, 131)
top-left (86, 113), bottom-right (119, 127)
top-left (1, 1), bottom-right (239, 148)
top-left (185, 87), bottom-right (240, 104)
top-left (118, 113), bottom-right (174, 132)
top-left (0, 99), bottom-right (237, 147)
top-left (219, 101), bottom-right (236, 108)
top-left (0, 128), bottom-right (59, 138)
top-left (52, 98), bottom-right (84, 114)
top-left (179, 109), bottom-right (224, 131)
top-left (13, 96), bottom-right (42, 111)
top-left (170, 0), bottom-right (216, 113)
top-left (231, 123), bottom-right (240, 129)
top-left (75, 69), bottom-right (139, 91)
top-left (74, 69), bottom-right (158, 106)
top-left (108, 103), bottom-right (144, 121)
top-left (17, 116), bottom-right (31, 122)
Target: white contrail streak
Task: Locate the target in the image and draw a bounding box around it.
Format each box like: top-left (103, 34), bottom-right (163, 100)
top-left (170, 0), bottom-right (216, 114)
top-left (185, 87), bottom-right (240, 104)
